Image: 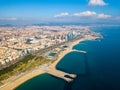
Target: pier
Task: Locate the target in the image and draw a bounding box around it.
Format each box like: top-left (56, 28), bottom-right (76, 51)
top-left (39, 64), bottom-right (77, 82)
top-left (71, 49), bottom-right (87, 53)
top-left (47, 67), bottom-right (77, 82)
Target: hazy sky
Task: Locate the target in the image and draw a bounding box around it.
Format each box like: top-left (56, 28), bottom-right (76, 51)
top-left (0, 0), bottom-right (120, 24)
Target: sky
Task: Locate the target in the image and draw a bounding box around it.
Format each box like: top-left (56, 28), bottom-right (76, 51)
top-left (0, 0), bottom-right (120, 24)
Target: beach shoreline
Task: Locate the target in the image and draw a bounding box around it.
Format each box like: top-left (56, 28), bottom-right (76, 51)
top-left (0, 69), bottom-right (45, 90)
top-left (50, 35), bottom-right (98, 68)
top-left (0, 36), bottom-right (98, 90)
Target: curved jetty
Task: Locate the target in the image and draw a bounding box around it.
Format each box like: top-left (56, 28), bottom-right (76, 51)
top-left (47, 67), bottom-right (77, 82)
top-left (71, 49), bottom-right (87, 53)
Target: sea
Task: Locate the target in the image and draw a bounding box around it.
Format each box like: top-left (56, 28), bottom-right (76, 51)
top-left (15, 26), bottom-right (120, 90)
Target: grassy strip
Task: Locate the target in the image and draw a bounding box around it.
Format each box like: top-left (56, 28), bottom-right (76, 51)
top-left (0, 54), bottom-right (34, 81)
top-left (25, 56), bottom-right (52, 71)
top-left (0, 54), bottom-right (52, 81)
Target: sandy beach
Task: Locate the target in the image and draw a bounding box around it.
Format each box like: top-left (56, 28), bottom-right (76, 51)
top-left (0, 69), bottom-right (45, 90)
top-left (0, 36), bottom-right (97, 90)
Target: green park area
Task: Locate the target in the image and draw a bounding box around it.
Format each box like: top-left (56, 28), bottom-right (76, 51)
top-left (0, 54), bottom-right (52, 82)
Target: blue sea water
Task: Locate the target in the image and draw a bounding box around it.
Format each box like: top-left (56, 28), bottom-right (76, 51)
top-left (16, 26), bottom-right (120, 90)
top-left (56, 52), bottom-right (86, 75)
top-left (15, 73), bottom-right (66, 90)
top-left (71, 26), bottom-right (120, 90)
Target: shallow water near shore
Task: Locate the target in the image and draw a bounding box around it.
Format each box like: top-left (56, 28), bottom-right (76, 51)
top-left (16, 26), bottom-right (120, 90)
top-left (15, 73), bottom-right (66, 90)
